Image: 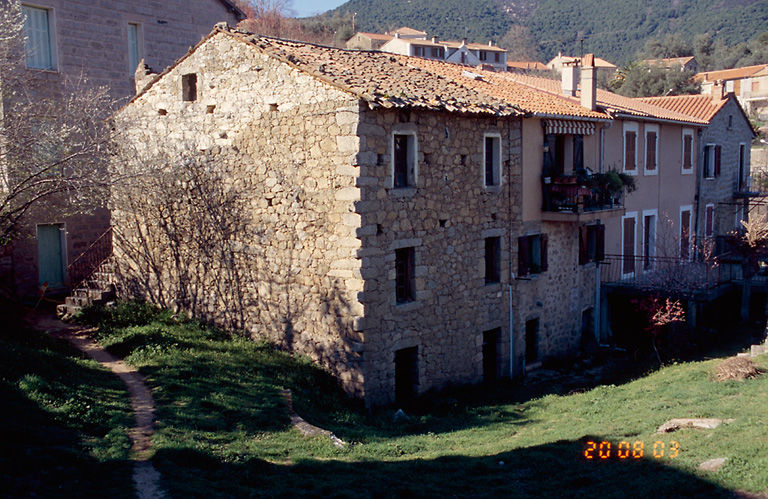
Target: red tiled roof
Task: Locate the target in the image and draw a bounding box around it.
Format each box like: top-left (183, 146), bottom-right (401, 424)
top-left (643, 56), bottom-right (695, 68)
top-left (439, 40), bottom-right (506, 52)
top-left (507, 61), bottom-right (548, 71)
top-left (356, 32), bottom-right (394, 41)
top-left (548, 55), bottom-right (616, 69)
top-left (391, 27), bottom-right (427, 36)
top-left (498, 73), bottom-right (707, 124)
top-left (695, 64), bottom-right (768, 82)
top-left (639, 94), bottom-right (727, 122)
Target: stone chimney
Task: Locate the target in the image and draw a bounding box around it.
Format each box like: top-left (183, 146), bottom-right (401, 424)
top-left (712, 80), bottom-right (726, 101)
top-left (581, 53), bottom-right (596, 110)
top-left (395, 32), bottom-right (401, 38)
top-left (134, 59), bottom-right (158, 95)
top-left (561, 60), bottom-right (578, 97)
top-left (432, 36), bottom-right (438, 43)
top-left (461, 38), bottom-right (467, 47)
top-left (488, 40), bottom-right (493, 46)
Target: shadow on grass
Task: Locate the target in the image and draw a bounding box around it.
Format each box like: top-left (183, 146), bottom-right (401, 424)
top-left (0, 328), bottom-right (134, 498)
top-left (152, 437), bottom-right (734, 498)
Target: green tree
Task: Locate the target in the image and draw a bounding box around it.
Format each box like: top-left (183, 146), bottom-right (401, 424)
top-left (613, 64), bottom-right (699, 97)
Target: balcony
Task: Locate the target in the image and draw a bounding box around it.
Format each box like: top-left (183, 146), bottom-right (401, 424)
top-left (542, 174), bottom-right (626, 222)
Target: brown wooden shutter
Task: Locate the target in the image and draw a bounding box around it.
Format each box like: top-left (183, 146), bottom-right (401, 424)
top-left (683, 135), bottom-right (692, 170)
top-left (579, 226), bottom-right (588, 265)
top-left (646, 132), bottom-right (657, 170)
top-left (625, 131), bottom-right (636, 170)
top-left (596, 224), bottom-right (605, 262)
top-left (540, 234), bottom-right (548, 272)
top-left (623, 217), bottom-right (635, 274)
top-left (518, 236), bottom-right (529, 276)
top-left (714, 145), bottom-right (722, 177)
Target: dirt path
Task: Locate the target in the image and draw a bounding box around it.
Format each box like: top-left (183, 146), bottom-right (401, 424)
top-left (28, 312), bottom-right (165, 499)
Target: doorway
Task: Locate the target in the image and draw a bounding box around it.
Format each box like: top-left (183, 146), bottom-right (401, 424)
top-left (37, 224), bottom-right (66, 288)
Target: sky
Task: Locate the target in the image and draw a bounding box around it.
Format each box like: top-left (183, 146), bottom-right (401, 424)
top-left (290, 0), bottom-right (348, 17)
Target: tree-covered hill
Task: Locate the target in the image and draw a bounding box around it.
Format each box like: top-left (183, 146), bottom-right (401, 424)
top-left (324, 0), bottom-right (768, 65)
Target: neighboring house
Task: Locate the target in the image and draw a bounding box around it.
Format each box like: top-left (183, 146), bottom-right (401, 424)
top-left (506, 61), bottom-right (548, 72)
top-left (114, 25), bottom-right (626, 406)
top-left (345, 32), bottom-right (393, 51)
top-left (642, 56), bottom-right (698, 73)
top-left (642, 91), bottom-right (757, 244)
top-left (365, 27), bottom-right (508, 70)
top-left (547, 53), bottom-right (617, 80)
top-left (696, 64), bottom-right (768, 118)
top-left (4, 1), bottom-right (243, 299)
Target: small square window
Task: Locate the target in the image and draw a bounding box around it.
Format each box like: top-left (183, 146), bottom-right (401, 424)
top-left (485, 237), bottom-right (501, 284)
top-left (518, 234), bottom-right (547, 276)
top-left (395, 247), bottom-right (415, 303)
top-left (182, 73), bottom-right (198, 102)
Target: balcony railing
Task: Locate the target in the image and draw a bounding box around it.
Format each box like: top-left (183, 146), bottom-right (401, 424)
top-left (599, 253), bottom-right (737, 294)
top-left (543, 175), bottom-right (623, 213)
top-left (66, 226), bottom-right (113, 290)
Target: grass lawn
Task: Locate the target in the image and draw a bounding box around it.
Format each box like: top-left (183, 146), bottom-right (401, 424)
top-left (0, 319), bottom-right (134, 498)
top-left (76, 302), bottom-right (768, 497)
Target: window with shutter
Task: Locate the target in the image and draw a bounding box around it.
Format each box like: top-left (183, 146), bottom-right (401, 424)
top-left (518, 234), bottom-right (547, 276)
top-left (622, 216), bottom-right (636, 275)
top-left (579, 224), bottom-right (605, 265)
top-left (624, 130), bottom-right (636, 171)
top-left (645, 130), bottom-right (657, 172)
top-left (705, 205), bottom-right (714, 237)
top-left (395, 247), bottom-right (415, 303)
top-left (680, 208), bottom-right (691, 259)
top-left (682, 130), bottom-right (694, 173)
top-left (714, 145), bottom-right (722, 177)
top-left (392, 133), bottom-right (416, 188)
top-left (485, 237), bottom-right (501, 284)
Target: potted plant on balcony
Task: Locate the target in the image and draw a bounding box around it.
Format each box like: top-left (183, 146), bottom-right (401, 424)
top-left (587, 168), bottom-right (636, 207)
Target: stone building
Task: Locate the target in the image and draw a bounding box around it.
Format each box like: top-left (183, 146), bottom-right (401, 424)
top-left (3, 0), bottom-right (243, 299)
top-left (113, 26), bottom-right (624, 406)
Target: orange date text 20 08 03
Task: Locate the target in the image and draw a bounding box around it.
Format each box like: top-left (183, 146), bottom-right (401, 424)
top-left (583, 440), bottom-right (680, 460)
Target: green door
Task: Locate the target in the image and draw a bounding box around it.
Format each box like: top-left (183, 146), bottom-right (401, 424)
top-left (37, 224), bottom-right (64, 288)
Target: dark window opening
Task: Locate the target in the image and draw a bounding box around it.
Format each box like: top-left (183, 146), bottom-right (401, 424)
top-left (395, 346), bottom-right (418, 403)
top-left (623, 217), bottom-right (635, 275)
top-left (573, 134), bottom-right (584, 172)
top-left (485, 237), bottom-right (501, 284)
top-left (579, 224), bottom-right (605, 265)
top-left (182, 73), bottom-right (197, 102)
top-left (681, 210), bottom-right (691, 259)
top-left (485, 135), bottom-right (500, 187)
top-left (518, 234), bottom-right (548, 277)
top-left (393, 134), bottom-right (414, 188)
top-left (581, 308), bottom-right (594, 350)
top-left (739, 144), bottom-right (746, 191)
top-left (705, 206), bottom-right (714, 237)
top-left (525, 319), bottom-right (539, 364)
top-left (482, 328), bottom-right (501, 383)
top-left (395, 247), bottom-right (415, 303)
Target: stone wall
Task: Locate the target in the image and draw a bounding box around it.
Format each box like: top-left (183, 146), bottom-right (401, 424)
top-left (113, 31), bottom-right (367, 396)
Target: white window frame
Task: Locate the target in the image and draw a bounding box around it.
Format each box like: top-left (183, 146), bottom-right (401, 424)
top-left (643, 124), bottom-right (659, 176)
top-left (642, 209), bottom-right (657, 270)
top-left (621, 211), bottom-right (638, 278)
top-left (681, 128), bottom-right (694, 175)
top-left (22, 3), bottom-right (57, 71)
top-left (705, 203), bottom-right (715, 238)
top-left (622, 122), bottom-right (639, 175)
top-left (680, 205), bottom-right (693, 260)
top-left (703, 143), bottom-right (716, 179)
top-left (127, 22), bottom-right (144, 75)
top-left (390, 126), bottom-right (418, 190)
top-left (483, 132), bottom-right (502, 190)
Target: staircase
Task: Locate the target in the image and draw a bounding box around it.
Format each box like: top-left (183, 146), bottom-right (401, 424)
top-left (56, 227), bottom-right (116, 320)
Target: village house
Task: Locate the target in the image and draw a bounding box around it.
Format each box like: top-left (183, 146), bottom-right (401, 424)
top-left (642, 56), bottom-right (698, 73)
top-left (3, 0), bottom-right (243, 299)
top-left (111, 25), bottom-right (634, 406)
top-left (546, 53), bottom-right (617, 80)
top-left (696, 64), bottom-right (768, 119)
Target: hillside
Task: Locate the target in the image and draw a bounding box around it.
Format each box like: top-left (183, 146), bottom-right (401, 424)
top-left (325, 0), bottom-right (768, 64)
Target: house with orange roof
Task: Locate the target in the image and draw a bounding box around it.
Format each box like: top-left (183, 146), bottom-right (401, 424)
top-left (507, 61), bottom-right (549, 72)
top-left (345, 31), bottom-right (393, 50)
top-left (642, 56), bottom-right (698, 73)
top-left (642, 90), bottom-right (757, 243)
top-left (696, 64), bottom-right (768, 117)
top-left (546, 52), bottom-right (617, 80)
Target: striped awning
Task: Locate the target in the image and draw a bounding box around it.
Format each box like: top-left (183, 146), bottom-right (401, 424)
top-left (544, 119), bottom-right (596, 136)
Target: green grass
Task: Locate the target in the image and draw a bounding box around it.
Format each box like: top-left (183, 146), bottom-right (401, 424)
top-left (77, 302), bottom-right (768, 497)
top-left (0, 322), bottom-right (134, 498)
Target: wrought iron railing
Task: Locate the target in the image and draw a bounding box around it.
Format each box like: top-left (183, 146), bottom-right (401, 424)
top-left (67, 226), bottom-right (113, 290)
top-left (599, 253), bottom-right (737, 294)
top-left (543, 175), bottom-right (623, 213)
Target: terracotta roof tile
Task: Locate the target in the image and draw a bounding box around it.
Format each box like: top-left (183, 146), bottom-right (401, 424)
top-left (507, 61), bottom-right (548, 71)
top-left (643, 56), bottom-right (695, 68)
top-left (391, 27), bottom-right (427, 36)
top-left (695, 64), bottom-right (768, 82)
top-left (639, 94), bottom-right (727, 122)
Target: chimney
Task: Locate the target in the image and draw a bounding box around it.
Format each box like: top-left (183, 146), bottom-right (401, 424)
top-left (461, 38), bottom-right (467, 47)
top-left (712, 80), bottom-right (726, 101)
top-left (134, 59), bottom-right (158, 95)
top-left (395, 32), bottom-right (401, 38)
top-left (488, 40), bottom-right (493, 46)
top-left (561, 60), bottom-right (578, 97)
top-left (432, 36), bottom-right (438, 43)
top-left (581, 53), bottom-right (596, 110)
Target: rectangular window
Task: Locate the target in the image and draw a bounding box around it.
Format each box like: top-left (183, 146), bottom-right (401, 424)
top-left (393, 133), bottom-right (416, 188)
top-left (479, 51), bottom-right (488, 61)
top-left (703, 144), bottom-right (720, 179)
top-left (525, 319), bottom-right (539, 364)
top-left (482, 328), bottom-right (500, 382)
top-left (579, 224), bottom-right (605, 265)
top-left (22, 5), bottom-right (55, 70)
top-left (430, 47), bottom-right (441, 58)
top-left (623, 123), bottom-right (638, 173)
top-left (394, 346), bottom-right (418, 403)
top-left (484, 134), bottom-right (501, 187)
top-left (622, 214), bottom-right (636, 276)
top-left (395, 247), bottom-right (415, 303)
top-left (682, 129), bottom-right (693, 173)
top-left (518, 234), bottom-right (548, 277)
top-left (739, 143), bottom-right (746, 191)
top-left (494, 52), bottom-right (500, 63)
top-left (128, 23), bottom-right (142, 74)
top-left (680, 207), bottom-right (692, 259)
top-left (705, 204), bottom-right (714, 237)
top-left (642, 211), bottom-right (657, 270)
top-left (414, 46), bottom-right (424, 57)
top-left (485, 237), bottom-right (501, 284)
top-left (182, 73), bottom-right (197, 102)
top-left (645, 126), bottom-right (658, 174)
